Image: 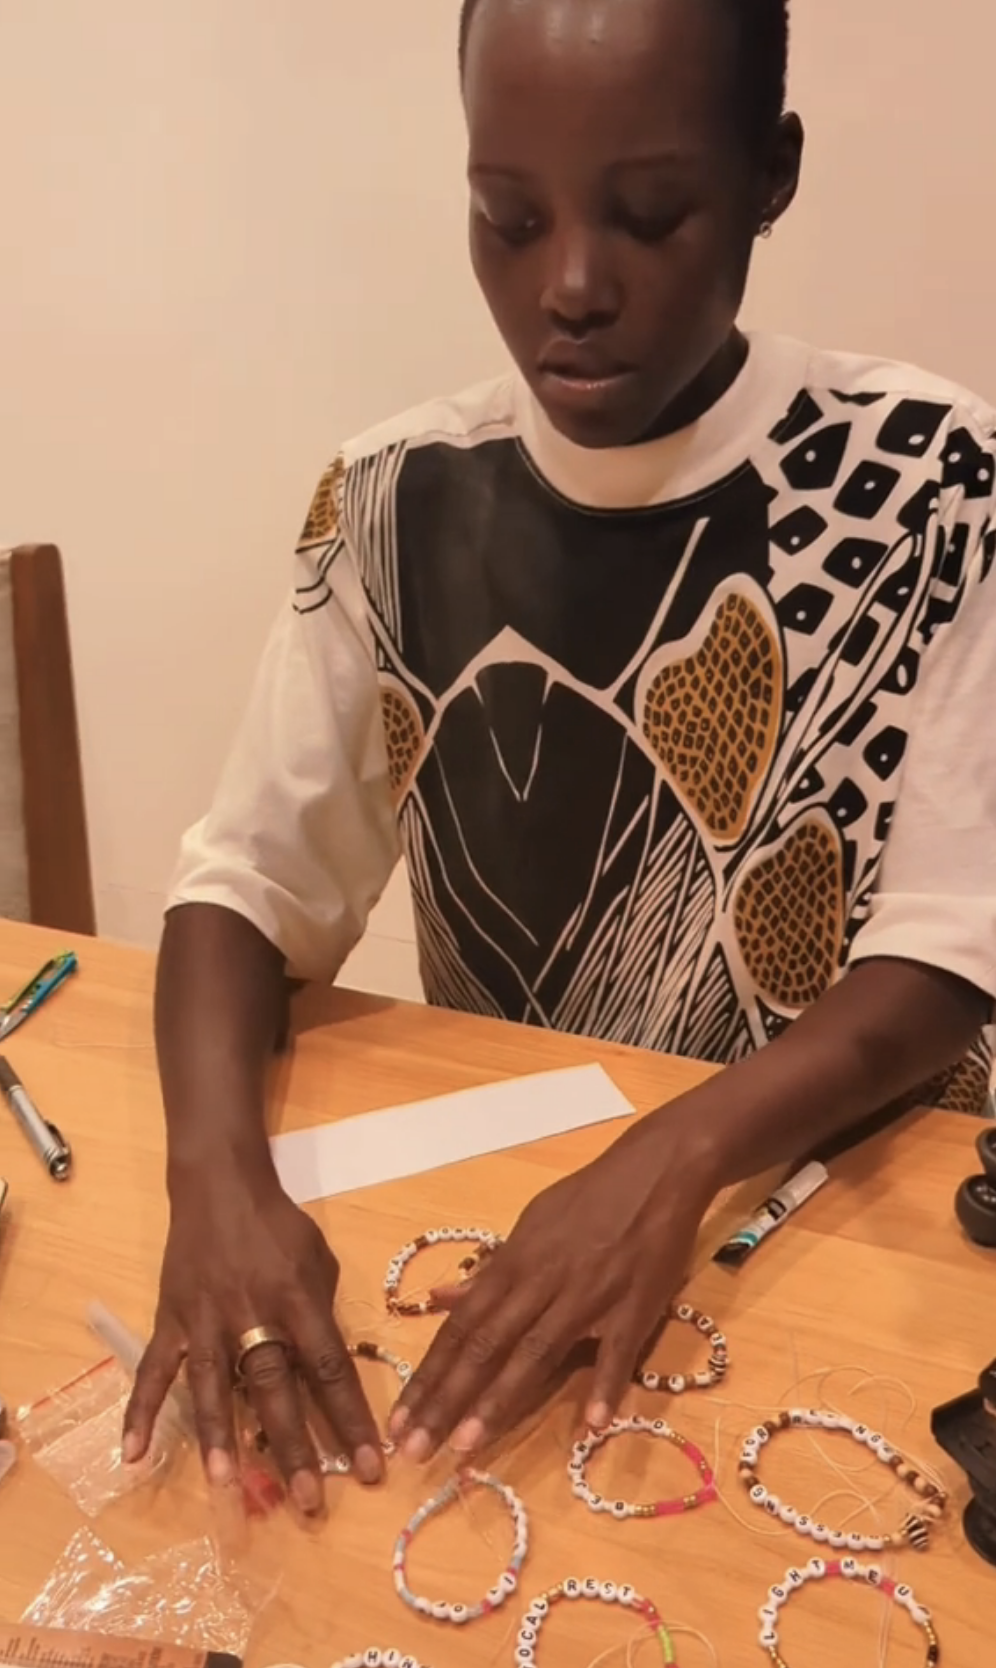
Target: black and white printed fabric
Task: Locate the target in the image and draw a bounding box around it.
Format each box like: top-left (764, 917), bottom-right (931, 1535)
top-left (172, 335), bottom-right (996, 1111)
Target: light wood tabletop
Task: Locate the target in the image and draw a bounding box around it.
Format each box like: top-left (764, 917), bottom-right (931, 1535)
top-left (0, 919), bottom-right (991, 1668)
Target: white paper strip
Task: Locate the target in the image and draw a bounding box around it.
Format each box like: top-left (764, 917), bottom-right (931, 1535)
top-left (271, 1063), bottom-right (635, 1203)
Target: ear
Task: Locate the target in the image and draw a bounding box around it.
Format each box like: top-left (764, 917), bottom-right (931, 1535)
top-left (759, 112), bottom-right (804, 234)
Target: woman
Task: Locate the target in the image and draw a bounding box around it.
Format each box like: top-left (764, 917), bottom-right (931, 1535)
top-left (125, 0), bottom-right (996, 1515)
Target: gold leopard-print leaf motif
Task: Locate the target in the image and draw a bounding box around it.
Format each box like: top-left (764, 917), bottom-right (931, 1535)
top-left (298, 454), bottom-right (345, 548)
top-left (641, 592), bottom-right (782, 846)
top-left (381, 681), bottom-right (424, 800)
top-left (733, 815), bottom-right (844, 1010)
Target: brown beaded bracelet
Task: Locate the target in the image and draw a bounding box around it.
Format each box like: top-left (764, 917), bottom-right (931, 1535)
top-left (739, 1409), bottom-right (947, 1553)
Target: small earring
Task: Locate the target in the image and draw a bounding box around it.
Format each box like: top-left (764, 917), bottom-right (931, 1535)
top-left (759, 220), bottom-right (774, 240)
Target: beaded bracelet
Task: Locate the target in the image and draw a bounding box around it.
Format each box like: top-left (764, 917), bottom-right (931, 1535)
top-left (319, 1343), bottom-right (413, 1476)
top-left (393, 1468), bottom-right (528, 1624)
top-left (569, 1415), bottom-right (718, 1520)
top-left (516, 1580), bottom-right (679, 1666)
top-left (384, 1227), bottom-right (504, 1316)
top-left (331, 1654), bottom-right (428, 1668)
top-left (738, 1409), bottom-right (948, 1552)
top-left (757, 1557), bottom-right (939, 1666)
top-left (634, 1301), bottom-right (729, 1394)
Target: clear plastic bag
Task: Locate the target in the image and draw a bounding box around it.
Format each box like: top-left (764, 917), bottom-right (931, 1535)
top-left (15, 1357), bottom-right (178, 1517)
top-left (21, 1526), bottom-right (264, 1658)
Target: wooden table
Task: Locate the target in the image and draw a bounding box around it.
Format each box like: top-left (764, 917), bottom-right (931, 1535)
top-left (0, 920), bottom-right (991, 1668)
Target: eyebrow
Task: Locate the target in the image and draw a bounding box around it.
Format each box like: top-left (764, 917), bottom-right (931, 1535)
top-left (468, 150), bottom-right (697, 183)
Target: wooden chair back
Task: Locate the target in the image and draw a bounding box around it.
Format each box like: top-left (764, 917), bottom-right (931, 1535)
top-left (0, 544), bottom-right (95, 934)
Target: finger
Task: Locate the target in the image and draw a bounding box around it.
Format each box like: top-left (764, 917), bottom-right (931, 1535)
top-left (588, 1297), bottom-right (659, 1429)
top-left (394, 1277), bottom-right (556, 1461)
top-left (447, 1304), bottom-right (582, 1454)
top-left (427, 1281), bottom-right (467, 1312)
top-left (183, 1326), bottom-right (239, 1485)
top-left (123, 1323), bottom-right (185, 1464)
top-left (240, 1341), bottom-right (324, 1517)
top-left (388, 1256), bottom-right (511, 1441)
top-left (294, 1312), bottom-right (383, 1486)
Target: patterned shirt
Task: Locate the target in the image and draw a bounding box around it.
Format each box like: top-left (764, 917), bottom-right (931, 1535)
top-left (172, 334), bottom-right (996, 1110)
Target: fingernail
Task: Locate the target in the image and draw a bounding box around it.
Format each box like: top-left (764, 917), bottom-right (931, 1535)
top-left (354, 1444), bottom-right (384, 1486)
top-left (290, 1469), bottom-right (324, 1516)
top-left (206, 1448), bottom-right (235, 1487)
top-left (587, 1402), bottom-right (611, 1432)
top-left (403, 1428), bottom-right (433, 1464)
top-left (450, 1416), bottom-right (485, 1455)
top-left (122, 1431), bottom-right (143, 1464)
top-left (388, 1406), bottom-right (411, 1441)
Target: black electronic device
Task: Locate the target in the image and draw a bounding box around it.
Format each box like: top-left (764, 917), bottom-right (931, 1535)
top-left (931, 1360), bottom-right (996, 1566)
top-left (954, 1129), bottom-right (996, 1247)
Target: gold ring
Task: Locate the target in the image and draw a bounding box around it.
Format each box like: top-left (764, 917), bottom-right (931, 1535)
top-left (235, 1325), bottom-right (291, 1379)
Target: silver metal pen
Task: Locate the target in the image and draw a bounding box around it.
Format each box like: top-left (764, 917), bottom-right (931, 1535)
top-left (0, 1056), bottom-right (72, 1180)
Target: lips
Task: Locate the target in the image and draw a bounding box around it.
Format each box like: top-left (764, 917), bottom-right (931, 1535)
top-left (538, 351), bottom-right (634, 383)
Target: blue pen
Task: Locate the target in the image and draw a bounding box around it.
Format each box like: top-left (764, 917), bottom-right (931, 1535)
top-left (0, 950), bottom-right (78, 1042)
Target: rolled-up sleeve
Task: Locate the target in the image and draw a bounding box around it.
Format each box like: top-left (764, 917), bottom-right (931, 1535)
top-left (850, 474), bottom-right (996, 1003)
top-left (168, 529), bottom-right (400, 982)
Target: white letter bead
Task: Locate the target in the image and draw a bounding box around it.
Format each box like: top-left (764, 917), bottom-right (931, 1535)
top-left (758, 1606), bottom-right (778, 1624)
top-left (600, 1583), bottom-right (617, 1602)
top-left (807, 1559), bottom-right (827, 1578)
top-left (430, 1602), bottom-right (449, 1622)
top-left (911, 1606), bottom-right (931, 1626)
top-left (451, 1604), bottom-right (470, 1625)
top-left (759, 1630), bottom-right (778, 1648)
top-left (642, 1372), bottom-right (661, 1391)
top-left (846, 1533), bottom-right (866, 1551)
top-left (534, 1598), bottom-right (549, 1615)
top-left (516, 1651), bottom-right (534, 1666)
top-left (786, 1569), bottom-right (805, 1589)
top-left (750, 1485), bottom-right (768, 1505)
top-left (519, 1628), bottom-right (536, 1645)
top-left (564, 1579), bottom-right (581, 1599)
top-left (364, 1654), bottom-right (381, 1668)
top-left (384, 1654), bottom-right (401, 1668)
top-left (895, 1586), bottom-right (913, 1608)
top-left (768, 1586), bottom-right (788, 1606)
top-left (668, 1375), bottom-right (687, 1394)
top-left (810, 1524), bottom-right (829, 1543)
top-left (753, 1426), bottom-right (771, 1444)
top-left (414, 1597), bottom-right (432, 1616)
top-left (618, 1586), bottom-right (635, 1606)
top-left (487, 1587), bottom-right (504, 1609)
top-left (583, 1579), bottom-right (600, 1599)
top-left (764, 1494), bottom-right (782, 1516)
top-left (866, 1567), bottom-right (883, 1586)
top-left (841, 1559), bottom-right (858, 1578)
top-left (828, 1531), bottom-right (847, 1550)
top-left (676, 1304), bottom-right (694, 1321)
top-left (778, 1506), bottom-right (798, 1525)
top-left (795, 1516), bottom-right (812, 1535)
top-left (500, 1572), bottom-right (518, 1595)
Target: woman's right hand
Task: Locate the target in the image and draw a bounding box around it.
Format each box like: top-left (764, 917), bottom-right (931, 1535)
top-left (123, 1172), bottom-right (383, 1517)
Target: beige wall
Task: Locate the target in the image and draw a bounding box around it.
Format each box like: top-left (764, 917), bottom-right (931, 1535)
top-left (1, 0), bottom-right (994, 1001)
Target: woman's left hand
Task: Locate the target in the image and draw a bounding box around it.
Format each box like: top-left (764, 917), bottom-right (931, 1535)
top-left (388, 1109), bottom-right (720, 1460)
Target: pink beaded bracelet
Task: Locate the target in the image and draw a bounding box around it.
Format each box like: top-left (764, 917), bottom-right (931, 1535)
top-left (569, 1415), bottom-right (718, 1520)
top-left (757, 1557), bottom-right (939, 1666)
top-left (392, 1467), bottom-right (528, 1625)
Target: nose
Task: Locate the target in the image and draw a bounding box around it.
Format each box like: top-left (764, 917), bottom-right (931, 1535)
top-left (540, 226), bottom-right (621, 338)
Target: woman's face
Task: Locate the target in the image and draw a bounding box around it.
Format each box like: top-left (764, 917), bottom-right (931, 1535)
top-left (464, 0), bottom-right (800, 449)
